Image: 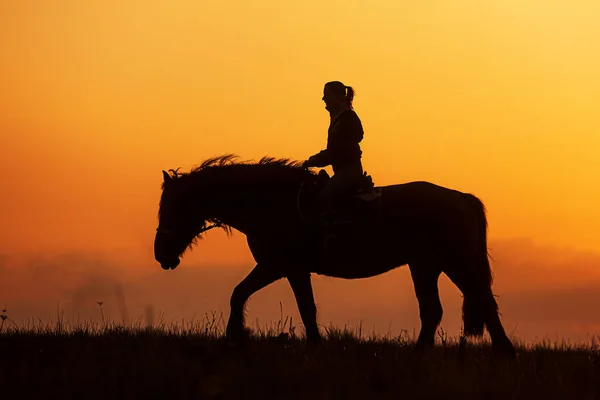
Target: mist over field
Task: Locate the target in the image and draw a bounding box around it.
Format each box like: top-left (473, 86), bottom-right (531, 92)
top-left (3, 237), bottom-right (600, 343)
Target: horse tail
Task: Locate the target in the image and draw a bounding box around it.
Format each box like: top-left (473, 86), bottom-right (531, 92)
top-left (462, 193), bottom-right (496, 337)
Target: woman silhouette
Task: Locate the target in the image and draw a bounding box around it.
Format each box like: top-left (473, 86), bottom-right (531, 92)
top-left (303, 81), bottom-right (365, 222)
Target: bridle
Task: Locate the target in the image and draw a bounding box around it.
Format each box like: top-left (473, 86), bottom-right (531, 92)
top-left (156, 222), bottom-right (223, 236)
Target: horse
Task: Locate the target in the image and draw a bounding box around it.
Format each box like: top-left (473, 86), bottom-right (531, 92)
top-left (153, 154), bottom-right (516, 357)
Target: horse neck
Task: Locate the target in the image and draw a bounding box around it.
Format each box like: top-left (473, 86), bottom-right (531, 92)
top-left (194, 165), bottom-right (304, 233)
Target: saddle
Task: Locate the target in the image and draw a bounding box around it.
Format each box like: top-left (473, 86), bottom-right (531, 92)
top-left (315, 170), bottom-right (378, 201)
top-left (299, 170), bottom-right (382, 225)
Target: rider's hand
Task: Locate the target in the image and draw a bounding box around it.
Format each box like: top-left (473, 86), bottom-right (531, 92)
top-left (303, 156), bottom-right (319, 168)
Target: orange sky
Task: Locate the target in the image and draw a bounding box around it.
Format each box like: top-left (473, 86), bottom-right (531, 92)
top-left (1, 0), bottom-right (599, 341)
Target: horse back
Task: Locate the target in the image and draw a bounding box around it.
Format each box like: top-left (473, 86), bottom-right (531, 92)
top-left (378, 181), bottom-right (479, 226)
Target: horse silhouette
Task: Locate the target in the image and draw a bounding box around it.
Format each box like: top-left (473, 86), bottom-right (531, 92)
top-left (154, 155), bottom-right (515, 357)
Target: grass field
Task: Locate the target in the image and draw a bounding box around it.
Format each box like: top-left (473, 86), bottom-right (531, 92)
top-left (1, 310), bottom-right (599, 399)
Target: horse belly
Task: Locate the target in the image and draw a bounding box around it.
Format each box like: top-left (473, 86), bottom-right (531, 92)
top-left (313, 235), bottom-right (408, 279)
top-left (314, 261), bottom-right (403, 279)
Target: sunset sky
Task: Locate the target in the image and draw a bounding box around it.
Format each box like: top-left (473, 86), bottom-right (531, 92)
top-left (1, 0), bottom-right (599, 342)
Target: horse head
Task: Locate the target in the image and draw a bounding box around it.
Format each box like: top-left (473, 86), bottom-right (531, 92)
top-left (154, 170), bottom-right (222, 270)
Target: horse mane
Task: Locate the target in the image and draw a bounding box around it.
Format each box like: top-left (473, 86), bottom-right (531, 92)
top-left (164, 154), bottom-right (309, 182)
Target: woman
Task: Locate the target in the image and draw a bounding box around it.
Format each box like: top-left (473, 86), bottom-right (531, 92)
top-left (303, 81), bottom-right (365, 221)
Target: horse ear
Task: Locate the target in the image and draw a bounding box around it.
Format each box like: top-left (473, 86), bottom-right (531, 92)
top-left (162, 170), bottom-right (171, 182)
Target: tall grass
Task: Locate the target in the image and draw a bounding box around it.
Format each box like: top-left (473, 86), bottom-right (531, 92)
top-left (1, 305), bottom-right (599, 399)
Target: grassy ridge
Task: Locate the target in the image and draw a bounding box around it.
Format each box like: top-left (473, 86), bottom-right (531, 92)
top-left (1, 314), bottom-right (599, 399)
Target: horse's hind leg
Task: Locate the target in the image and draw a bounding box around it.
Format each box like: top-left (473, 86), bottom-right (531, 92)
top-left (408, 263), bottom-right (443, 350)
top-left (444, 266), bottom-right (516, 358)
top-left (481, 292), bottom-right (516, 357)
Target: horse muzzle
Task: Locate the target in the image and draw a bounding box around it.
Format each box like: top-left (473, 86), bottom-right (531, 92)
top-left (159, 257), bottom-right (180, 270)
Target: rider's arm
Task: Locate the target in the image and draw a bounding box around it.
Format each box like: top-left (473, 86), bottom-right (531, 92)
top-left (305, 149), bottom-right (331, 168)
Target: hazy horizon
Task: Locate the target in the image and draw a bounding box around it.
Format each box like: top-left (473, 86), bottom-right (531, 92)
top-left (2, 236), bottom-right (600, 343)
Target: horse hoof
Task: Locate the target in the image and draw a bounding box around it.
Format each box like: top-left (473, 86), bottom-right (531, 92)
top-left (225, 331), bottom-right (243, 346)
top-left (493, 344), bottom-right (517, 360)
top-left (413, 341), bottom-right (434, 355)
top-left (227, 342), bottom-right (244, 354)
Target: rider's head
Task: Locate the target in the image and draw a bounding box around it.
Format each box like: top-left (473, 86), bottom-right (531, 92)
top-left (323, 81), bottom-right (355, 113)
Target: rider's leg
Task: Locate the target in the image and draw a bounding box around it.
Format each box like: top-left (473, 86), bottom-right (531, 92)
top-left (319, 177), bottom-right (338, 217)
top-left (318, 161), bottom-right (363, 221)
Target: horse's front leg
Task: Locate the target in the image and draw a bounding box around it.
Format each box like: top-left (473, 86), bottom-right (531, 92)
top-left (287, 272), bottom-right (322, 345)
top-left (226, 263), bottom-right (283, 344)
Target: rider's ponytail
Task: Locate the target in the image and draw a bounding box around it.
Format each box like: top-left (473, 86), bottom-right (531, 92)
top-left (345, 86), bottom-right (355, 110)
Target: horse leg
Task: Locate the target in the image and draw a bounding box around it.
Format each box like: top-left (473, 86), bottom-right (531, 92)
top-left (409, 263), bottom-right (443, 351)
top-left (287, 272), bottom-right (321, 345)
top-left (226, 263), bottom-right (283, 344)
top-left (444, 266), bottom-right (516, 358)
top-left (481, 292), bottom-right (516, 358)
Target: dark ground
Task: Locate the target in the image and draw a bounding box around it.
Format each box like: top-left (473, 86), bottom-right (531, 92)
top-left (1, 320), bottom-right (599, 400)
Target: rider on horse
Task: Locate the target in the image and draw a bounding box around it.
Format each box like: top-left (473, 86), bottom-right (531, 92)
top-left (302, 81), bottom-right (366, 225)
